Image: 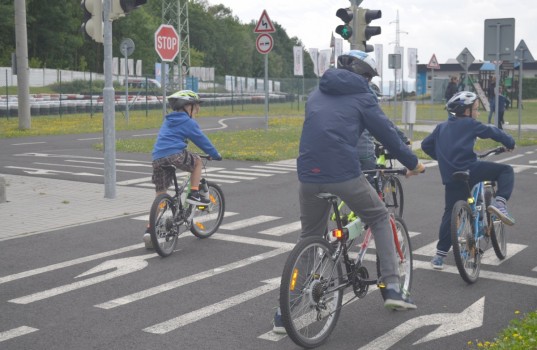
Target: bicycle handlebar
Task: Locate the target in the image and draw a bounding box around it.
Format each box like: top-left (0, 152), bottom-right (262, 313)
top-left (478, 146), bottom-right (507, 159)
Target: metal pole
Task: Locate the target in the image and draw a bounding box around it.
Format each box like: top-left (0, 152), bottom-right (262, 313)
top-left (5, 70), bottom-right (9, 120)
top-left (264, 53), bottom-right (269, 130)
top-left (14, 0), bottom-right (31, 129)
top-left (162, 62), bottom-right (166, 117)
top-left (493, 24), bottom-right (500, 128)
top-left (124, 52), bottom-right (129, 124)
top-left (518, 53), bottom-right (524, 140)
top-left (430, 68), bottom-right (434, 117)
top-left (103, 0), bottom-right (116, 199)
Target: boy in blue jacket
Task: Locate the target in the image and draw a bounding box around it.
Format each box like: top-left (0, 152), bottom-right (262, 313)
top-left (421, 91), bottom-right (515, 270)
top-left (144, 90), bottom-right (221, 248)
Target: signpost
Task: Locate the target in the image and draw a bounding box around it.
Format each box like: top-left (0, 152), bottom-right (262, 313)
top-left (254, 10), bottom-right (275, 130)
top-left (120, 38), bottom-right (134, 124)
top-left (484, 18), bottom-right (515, 128)
top-left (154, 24), bottom-right (180, 117)
top-left (514, 40), bottom-right (535, 139)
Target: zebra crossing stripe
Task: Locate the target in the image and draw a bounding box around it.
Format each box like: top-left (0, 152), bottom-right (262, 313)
top-left (205, 173), bottom-right (256, 180)
top-left (0, 326), bottom-right (39, 343)
top-left (235, 168), bottom-right (287, 174)
top-left (131, 212), bottom-right (239, 222)
top-left (219, 216), bottom-right (280, 230)
top-left (251, 165), bottom-right (294, 172)
top-left (259, 221), bottom-right (301, 236)
top-left (217, 170), bottom-right (274, 177)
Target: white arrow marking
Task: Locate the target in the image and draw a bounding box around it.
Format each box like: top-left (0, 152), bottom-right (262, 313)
top-left (95, 247), bottom-right (290, 309)
top-left (9, 254), bottom-right (154, 304)
top-left (143, 277), bottom-right (281, 334)
top-left (4, 166), bottom-right (100, 177)
top-left (0, 326), bottom-right (39, 343)
top-left (357, 298), bottom-right (484, 350)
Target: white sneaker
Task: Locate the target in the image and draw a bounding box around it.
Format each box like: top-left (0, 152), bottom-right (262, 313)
top-left (143, 232), bottom-right (153, 249)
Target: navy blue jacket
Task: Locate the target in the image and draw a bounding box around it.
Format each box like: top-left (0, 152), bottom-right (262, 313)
top-left (297, 68), bottom-right (418, 183)
top-left (152, 111), bottom-right (219, 161)
top-left (421, 115), bottom-right (515, 184)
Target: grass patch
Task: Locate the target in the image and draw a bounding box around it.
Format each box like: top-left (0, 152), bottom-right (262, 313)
top-left (467, 310), bottom-right (537, 349)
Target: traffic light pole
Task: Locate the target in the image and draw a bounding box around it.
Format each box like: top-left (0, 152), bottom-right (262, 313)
top-left (103, 0), bottom-right (116, 199)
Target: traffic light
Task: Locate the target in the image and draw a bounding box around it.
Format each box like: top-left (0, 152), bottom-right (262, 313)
top-left (335, 8), bottom-right (354, 41)
top-left (356, 8), bottom-right (382, 52)
top-left (110, 0), bottom-right (148, 20)
top-left (80, 0), bottom-right (103, 43)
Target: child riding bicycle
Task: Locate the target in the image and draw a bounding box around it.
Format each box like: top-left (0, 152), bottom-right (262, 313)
top-left (143, 90), bottom-right (222, 248)
top-left (421, 91), bottom-right (515, 270)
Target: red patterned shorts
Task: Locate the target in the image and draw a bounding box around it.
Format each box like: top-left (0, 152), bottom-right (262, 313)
top-left (152, 150), bottom-right (199, 192)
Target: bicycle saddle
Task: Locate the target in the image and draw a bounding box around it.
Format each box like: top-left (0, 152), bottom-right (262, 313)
top-left (452, 170), bottom-right (470, 182)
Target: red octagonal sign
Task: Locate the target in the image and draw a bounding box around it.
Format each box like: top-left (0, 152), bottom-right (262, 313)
top-left (154, 24), bottom-right (179, 62)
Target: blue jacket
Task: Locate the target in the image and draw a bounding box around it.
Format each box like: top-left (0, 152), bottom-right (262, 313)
top-left (297, 68), bottom-right (418, 183)
top-left (421, 115), bottom-right (515, 184)
top-left (152, 111), bottom-right (219, 161)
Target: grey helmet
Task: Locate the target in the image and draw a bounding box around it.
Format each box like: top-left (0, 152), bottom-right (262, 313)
top-left (337, 50), bottom-right (379, 79)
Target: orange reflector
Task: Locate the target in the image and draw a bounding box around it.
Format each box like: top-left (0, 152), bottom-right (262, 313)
top-left (159, 202), bottom-right (167, 210)
top-left (209, 195), bottom-right (216, 204)
top-left (290, 268), bottom-right (299, 291)
top-left (332, 229), bottom-right (343, 239)
top-left (195, 222), bottom-right (205, 230)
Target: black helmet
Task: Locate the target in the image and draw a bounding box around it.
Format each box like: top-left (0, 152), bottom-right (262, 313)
top-left (337, 50), bottom-right (379, 79)
top-left (446, 91), bottom-right (478, 115)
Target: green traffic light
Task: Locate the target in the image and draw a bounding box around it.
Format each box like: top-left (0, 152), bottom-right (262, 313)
top-left (335, 24), bottom-right (353, 40)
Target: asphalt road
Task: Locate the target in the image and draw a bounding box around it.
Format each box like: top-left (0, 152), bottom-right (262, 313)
top-left (1, 125), bottom-right (537, 349)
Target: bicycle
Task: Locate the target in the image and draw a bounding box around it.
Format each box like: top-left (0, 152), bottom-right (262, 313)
top-left (450, 146), bottom-right (508, 284)
top-left (375, 141), bottom-right (406, 218)
top-left (328, 167), bottom-right (407, 232)
top-left (148, 155), bottom-right (225, 258)
top-left (279, 194), bottom-right (413, 348)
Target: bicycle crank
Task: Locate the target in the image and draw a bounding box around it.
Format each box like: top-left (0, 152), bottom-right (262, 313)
top-left (353, 266), bottom-right (370, 298)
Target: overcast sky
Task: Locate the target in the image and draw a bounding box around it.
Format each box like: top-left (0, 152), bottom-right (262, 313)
top-left (207, 0), bottom-right (536, 71)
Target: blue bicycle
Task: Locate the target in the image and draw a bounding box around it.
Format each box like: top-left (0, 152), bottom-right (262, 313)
top-left (450, 147), bottom-right (508, 283)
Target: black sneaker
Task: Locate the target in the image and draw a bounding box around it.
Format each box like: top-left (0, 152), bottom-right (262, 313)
top-left (272, 308), bottom-right (286, 334)
top-left (380, 286), bottom-right (417, 311)
top-left (186, 191), bottom-right (210, 205)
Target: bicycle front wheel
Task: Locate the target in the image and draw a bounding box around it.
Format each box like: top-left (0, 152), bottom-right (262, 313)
top-left (149, 193), bottom-right (178, 257)
top-left (451, 200), bottom-right (480, 283)
top-left (190, 181), bottom-right (225, 238)
top-left (280, 237), bottom-right (343, 349)
top-left (376, 216), bottom-right (413, 293)
top-left (382, 175), bottom-right (404, 218)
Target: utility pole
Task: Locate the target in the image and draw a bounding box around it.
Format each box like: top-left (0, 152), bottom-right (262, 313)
top-left (390, 10), bottom-right (407, 120)
top-left (162, 0), bottom-right (191, 91)
top-left (14, 0), bottom-right (31, 130)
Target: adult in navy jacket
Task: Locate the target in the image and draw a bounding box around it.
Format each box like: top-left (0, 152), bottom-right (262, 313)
top-left (297, 51), bottom-right (425, 311)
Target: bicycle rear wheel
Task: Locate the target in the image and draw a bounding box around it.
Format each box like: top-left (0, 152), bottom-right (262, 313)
top-left (149, 193), bottom-right (179, 257)
top-left (485, 184), bottom-right (507, 260)
top-left (451, 200), bottom-right (480, 283)
top-left (280, 237), bottom-right (343, 348)
top-left (190, 182), bottom-right (225, 238)
top-left (376, 216), bottom-right (413, 293)
top-left (382, 175), bottom-right (404, 218)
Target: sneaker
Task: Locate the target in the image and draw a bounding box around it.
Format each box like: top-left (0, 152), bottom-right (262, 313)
top-left (186, 191), bottom-right (210, 205)
top-left (430, 255), bottom-right (444, 270)
top-left (143, 226), bottom-right (153, 249)
top-left (487, 198), bottom-right (515, 226)
top-left (272, 308), bottom-right (286, 334)
top-left (380, 286), bottom-right (417, 311)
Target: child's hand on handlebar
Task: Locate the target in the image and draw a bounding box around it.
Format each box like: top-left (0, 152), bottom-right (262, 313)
top-left (406, 162), bottom-right (425, 177)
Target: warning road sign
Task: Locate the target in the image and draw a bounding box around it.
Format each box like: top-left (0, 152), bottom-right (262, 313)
top-left (254, 10), bottom-right (275, 33)
top-left (427, 54), bottom-right (440, 69)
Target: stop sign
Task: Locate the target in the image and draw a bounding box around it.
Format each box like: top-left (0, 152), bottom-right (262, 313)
top-left (154, 24), bottom-right (179, 62)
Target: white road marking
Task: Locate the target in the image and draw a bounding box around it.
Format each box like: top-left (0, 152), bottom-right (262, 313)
top-left (259, 221), bottom-right (302, 236)
top-left (251, 165), bottom-right (293, 171)
top-left (217, 170), bottom-right (274, 177)
top-left (219, 216), bottom-right (280, 230)
top-left (4, 166), bottom-right (101, 177)
top-left (0, 244), bottom-right (141, 285)
top-left (0, 326), bottom-right (39, 343)
top-left (11, 142), bottom-right (46, 146)
top-left (235, 167), bottom-right (288, 174)
top-left (95, 247), bottom-right (291, 309)
top-left (143, 278), bottom-right (281, 334)
top-left (130, 211), bottom-right (239, 222)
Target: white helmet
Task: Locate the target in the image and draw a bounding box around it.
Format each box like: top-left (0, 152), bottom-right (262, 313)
top-left (446, 91), bottom-right (478, 115)
top-left (337, 50), bottom-right (379, 79)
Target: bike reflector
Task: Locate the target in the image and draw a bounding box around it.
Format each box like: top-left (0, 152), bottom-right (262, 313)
top-left (290, 268), bottom-right (299, 291)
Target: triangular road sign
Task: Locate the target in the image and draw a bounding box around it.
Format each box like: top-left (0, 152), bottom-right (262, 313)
top-left (427, 54), bottom-right (440, 69)
top-left (254, 10), bottom-right (276, 33)
top-left (515, 40), bottom-right (535, 62)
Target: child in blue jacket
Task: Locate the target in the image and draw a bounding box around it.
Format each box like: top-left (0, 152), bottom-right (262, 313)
top-left (421, 91), bottom-right (515, 270)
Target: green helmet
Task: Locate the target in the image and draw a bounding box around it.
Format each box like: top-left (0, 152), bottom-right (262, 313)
top-left (167, 90), bottom-right (202, 111)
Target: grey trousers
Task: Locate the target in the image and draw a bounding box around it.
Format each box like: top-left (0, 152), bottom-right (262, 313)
top-left (299, 175), bottom-right (400, 284)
